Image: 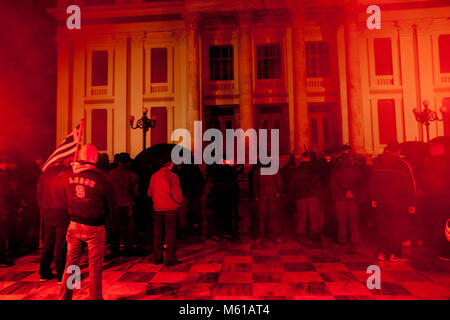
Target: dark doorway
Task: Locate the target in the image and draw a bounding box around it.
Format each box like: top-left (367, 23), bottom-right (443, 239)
top-left (205, 106), bottom-right (236, 135)
top-left (204, 106), bottom-right (236, 158)
top-left (308, 104), bottom-right (341, 153)
top-left (151, 107), bottom-right (167, 145)
top-left (256, 105), bottom-right (289, 155)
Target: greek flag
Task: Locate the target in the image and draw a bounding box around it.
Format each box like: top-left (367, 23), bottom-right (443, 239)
top-left (41, 123), bottom-right (82, 172)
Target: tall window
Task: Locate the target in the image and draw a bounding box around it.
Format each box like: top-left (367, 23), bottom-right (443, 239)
top-left (91, 109), bottom-right (108, 151)
top-left (91, 50), bottom-right (108, 86)
top-left (151, 107), bottom-right (168, 145)
top-left (443, 97), bottom-right (450, 136)
top-left (377, 99), bottom-right (397, 144)
top-left (438, 35), bottom-right (450, 73)
top-left (151, 48), bottom-right (168, 83)
top-left (209, 45), bottom-right (234, 81)
top-left (374, 38), bottom-right (393, 76)
top-left (257, 44), bottom-right (282, 79)
top-left (305, 41), bottom-right (330, 78)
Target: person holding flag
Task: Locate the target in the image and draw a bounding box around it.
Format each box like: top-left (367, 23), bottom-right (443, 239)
top-left (37, 121), bottom-right (84, 282)
top-left (58, 143), bottom-right (119, 300)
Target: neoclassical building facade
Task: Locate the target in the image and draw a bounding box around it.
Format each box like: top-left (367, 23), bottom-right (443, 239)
top-left (49, 0), bottom-right (450, 159)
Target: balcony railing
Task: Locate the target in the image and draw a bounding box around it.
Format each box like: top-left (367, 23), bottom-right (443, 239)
top-left (307, 78), bottom-right (325, 88)
top-left (208, 81), bottom-right (235, 92)
top-left (375, 75), bottom-right (394, 86)
top-left (441, 75), bottom-right (450, 84)
top-left (306, 77), bottom-right (336, 89)
top-left (91, 87), bottom-right (108, 96)
top-left (150, 84), bottom-right (169, 94)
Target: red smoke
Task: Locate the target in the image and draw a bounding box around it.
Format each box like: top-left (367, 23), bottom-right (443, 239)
top-left (0, 0), bottom-right (57, 161)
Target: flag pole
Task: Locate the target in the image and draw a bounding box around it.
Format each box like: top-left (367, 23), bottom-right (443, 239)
top-left (73, 118), bottom-right (85, 162)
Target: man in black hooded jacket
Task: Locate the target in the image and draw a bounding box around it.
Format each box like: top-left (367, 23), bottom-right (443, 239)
top-left (370, 142), bottom-right (416, 262)
top-left (0, 155), bottom-right (14, 266)
top-left (59, 144), bottom-right (118, 300)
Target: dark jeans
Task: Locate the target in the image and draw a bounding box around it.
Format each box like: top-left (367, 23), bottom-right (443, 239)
top-left (376, 202), bottom-right (407, 258)
top-left (20, 204), bottom-right (40, 248)
top-left (39, 219), bottom-right (69, 281)
top-left (296, 196), bottom-right (320, 236)
top-left (187, 195), bottom-right (202, 235)
top-left (110, 206), bottom-right (134, 255)
top-left (335, 201), bottom-right (360, 244)
top-left (59, 221), bottom-right (106, 300)
top-left (214, 196), bottom-right (233, 237)
top-left (0, 218), bottom-right (7, 262)
top-left (153, 211), bottom-right (177, 264)
top-left (257, 196), bottom-right (280, 239)
top-left (7, 215), bottom-right (19, 256)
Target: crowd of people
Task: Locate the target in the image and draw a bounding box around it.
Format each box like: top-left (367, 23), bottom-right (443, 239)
top-left (0, 141), bottom-right (449, 299)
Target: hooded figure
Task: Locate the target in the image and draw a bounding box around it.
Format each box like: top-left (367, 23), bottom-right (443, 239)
top-left (0, 155), bottom-right (14, 266)
top-left (370, 142), bottom-right (416, 262)
top-left (59, 144), bottom-right (118, 300)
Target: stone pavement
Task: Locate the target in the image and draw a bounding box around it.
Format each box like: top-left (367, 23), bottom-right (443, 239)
top-left (0, 237), bottom-right (449, 300)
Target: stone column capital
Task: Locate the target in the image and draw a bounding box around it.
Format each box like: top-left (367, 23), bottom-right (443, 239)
top-left (185, 12), bottom-right (200, 31)
top-left (395, 20), bottom-right (413, 36)
top-left (414, 18), bottom-right (433, 33)
top-left (172, 31), bottom-right (185, 45)
top-left (130, 32), bottom-right (146, 47)
top-left (113, 32), bottom-right (128, 48)
top-left (113, 32), bottom-right (128, 42)
top-left (236, 10), bottom-right (254, 31)
top-left (130, 31), bottom-right (146, 40)
top-left (288, 7), bottom-right (306, 29)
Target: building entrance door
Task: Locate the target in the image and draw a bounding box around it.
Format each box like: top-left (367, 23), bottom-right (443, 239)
top-left (151, 107), bottom-right (167, 146)
top-left (309, 112), bottom-right (333, 153)
top-left (205, 106), bottom-right (235, 159)
top-left (213, 114), bottom-right (234, 137)
top-left (256, 105), bottom-right (289, 155)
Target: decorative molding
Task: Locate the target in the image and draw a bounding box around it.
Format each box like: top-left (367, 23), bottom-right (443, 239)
top-left (289, 8), bottom-right (306, 30)
top-left (171, 31), bottom-right (185, 45)
top-left (236, 10), bottom-right (254, 31)
top-left (130, 31), bottom-right (146, 47)
top-left (185, 12), bottom-right (200, 31)
top-left (113, 32), bottom-right (128, 48)
top-left (395, 21), bottom-right (414, 36)
top-left (112, 32), bottom-right (128, 42)
top-left (414, 18), bottom-right (434, 33)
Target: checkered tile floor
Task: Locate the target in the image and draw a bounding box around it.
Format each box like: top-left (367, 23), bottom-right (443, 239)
top-left (0, 238), bottom-right (449, 300)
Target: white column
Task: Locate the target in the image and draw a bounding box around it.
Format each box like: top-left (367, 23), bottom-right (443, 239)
top-left (55, 36), bottom-right (71, 143)
top-left (397, 21), bottom-right (420, 142)
top-left (344, 6), bottom-right (366, 154)
top-left (72, 38), bottom-right (86, 129)
top-left (415, 19), bottom-right (437, 140)
top-left (237, 10), bottom-right (255, 132)
top-left (292, 12), bottom-right (309, 155)
top-left (113, 33), bottom-right (128, 154)
top-left (129, 32), bottom-right (145, 157)
top-left (185, 13), bottom-right (201, 148)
